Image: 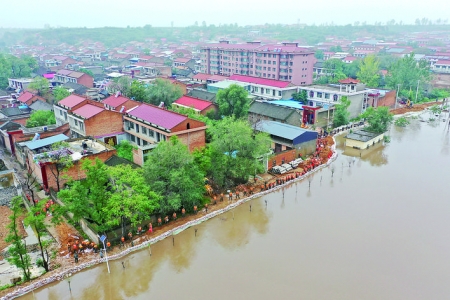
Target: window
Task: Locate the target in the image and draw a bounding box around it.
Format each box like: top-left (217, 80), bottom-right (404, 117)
top-left (59, 110), bottom-right (62, 116)
top-left (79, 123), bottom-right (84, 130)
top-left (273, 61), bottom-right (276, 65)
top-left (143, 140), bottom-right (148, 146)
top-left (128, 121), bottom-right (134, 129)
top-left (74, 119), bottom-right (78, 126)
top-left (142, 127), bottom-right (147, 134)
top-left (268, 61), bottom-right (271, 64)
top-left (272, 68), bottom-right (276, 71)
top-left (325, 93), bottom-right (330, 99)
top-left (278, 91), bottom-right (282, 96)
top-left (136, 124), bottom-right (139, 133)
top-left (137, 137), bottom-right (141, 146)
top-left (130, 134), bottom-right (136, 142)
top-left (317, 92), bottom-right (323, 98)
top-left (148, 129), bottom-right (154, 137)
top-left (266, 88), bottom-right (270, 94)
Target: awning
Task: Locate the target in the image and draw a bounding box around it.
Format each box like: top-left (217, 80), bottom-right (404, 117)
top-left (19, 134), bottom-right (69, 150)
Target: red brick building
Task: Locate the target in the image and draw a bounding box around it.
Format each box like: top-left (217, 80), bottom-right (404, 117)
top-left (68, 104), bottom-right (125, 145)
top-left (172, 95), bottom-right (217, 115)
top-left (55, 70), bottom-right (94, 88)
top-left (102, 95), bottom-right (140, 112)
top-left (17, 92), bottom-right (46, 106)
top-left (124, 103), bottom-right (206, 165)
top-left (54, 94), bottom-right (89, 126)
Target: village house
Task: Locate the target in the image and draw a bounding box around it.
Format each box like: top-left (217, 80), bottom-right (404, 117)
top-left (8, 78), bottom-right (33, 91)
top-left (23, 135), bottom-right (116, 191)
top-left (101, 95), bottom-right (140, 112)
top-left (172, 95), bottom-right (217, 115)
top-left (53, 94), bottom-right (89, 126)
top-left (228, 74), bottom-right (298, 100)
top-left (124, 103), bottom-right (206, 166)
top-left (16, 91), bottom-right (46, 106)
top-left (248, 101), bottom-right (303, 127)
top-left (68, 103), bottom-right (125, 145)
top-left (54, 70), bottom-right (94, 88)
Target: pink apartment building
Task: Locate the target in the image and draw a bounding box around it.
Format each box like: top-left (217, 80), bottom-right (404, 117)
top-left (200, 41), bottom-right (315, 86)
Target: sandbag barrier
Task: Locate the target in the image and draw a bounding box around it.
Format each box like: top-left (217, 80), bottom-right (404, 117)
top-left (1, 138), bottom-right (338, 300)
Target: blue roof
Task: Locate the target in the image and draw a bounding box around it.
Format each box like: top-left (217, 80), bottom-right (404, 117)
top-left (269, 100), bottom-right (304, 110)
top-left (19, 134), bottom-right (69, 150)
top-left (260, 121), bottom-right (309, 140)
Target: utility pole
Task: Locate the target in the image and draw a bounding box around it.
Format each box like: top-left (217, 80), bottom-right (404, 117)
top-left (395, 84), bottom-right (401, 109)
top-left (415, 80), bottom-right (420, 102)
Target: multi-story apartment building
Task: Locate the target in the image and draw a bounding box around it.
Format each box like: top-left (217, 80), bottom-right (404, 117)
top-left (200, 41), bottom-right (315, 86)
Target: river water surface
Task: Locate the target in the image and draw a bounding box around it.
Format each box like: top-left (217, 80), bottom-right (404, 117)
top-left (20, 116), bottom-right (450, 300)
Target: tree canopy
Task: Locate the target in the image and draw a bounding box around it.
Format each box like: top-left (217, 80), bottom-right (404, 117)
top-left (216, 84), bottom-right (250, 118)
top-left (146, 78), bottom-right (183, 106)
top-left (115, 140), bottom-right (135, 161)
top-left (143, 136), bottom-right (205, 214)
top-left (53, 86), bottom-right (70, 102)
top-left (207, 117), bottom-right (271, 188)
top-left (26, 110), bottom-right (56, 128)
top-left (333, 96), bottom-right (351, 127)
top-left (360, 106), bottom-right (394, 133)
top-left (357, 55), bottom-right (380, 87)
top-left (28, 77), bottom-right (50, 97)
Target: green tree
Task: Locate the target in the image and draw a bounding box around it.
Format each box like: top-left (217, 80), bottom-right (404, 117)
top-left (360, 106), bottom-right (393, 133)
top-left (292, 90), bottom-right (308, 102)
top-left (21, 55), bottom-right (38, 73)
top-left (314, 50), bottom-right (324, 60)
top-left (386, 53), bottom-right (430, 96)
top-left (357, 55), bottom-right (380, 87)
top-left (333, 96), bottom-right (351, 127)
top-left (5, 196), bottom-right (32, 281)
top-left (146, 78), bottom-right (183, 106)
top-left (24, 201), bottom-right (52, 272)
top-left (108, 76), bottom-right (132, 96)
top-left (115, 140), bottom-right (136, 162)
top-left (53, 86), bottom-right (70, 102)
top-left (28, 77), bottom-right (50, 97)
top-left (26, 110), bottom-right (56, 128)
top-left (330, 45), bottom-right (343, 52)
top-left (106, 165), bottom-right (160, 235)
top-left (216, 84), bottom-right (250, 118)
top-left (0, 53), bottom-right (12, 88)
top-left (129, 80), bottom-right (148, 102)
top-left (323, 59), bottom-right (347, 83)
top-left (8, 54), bottom-right (33, 78)
top-left (79, 68), bottom-right (94, 77)
top-left (208, 117), bottom-right (271, 188)
top-left (143, 136), bottom-right (205, 214)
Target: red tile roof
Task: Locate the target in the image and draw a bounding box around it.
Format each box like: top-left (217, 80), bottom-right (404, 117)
top-left (72, 104), bottom-right (104, 119)
top-left (208, 75), bottom-right (228, 81)
top-left (339, 78), bottom-right (360, 84)
top-left (17, 91), bottom-right (34, 103)
top-left (127, 104), bottom-right (187, 129)
top-left (193, 73), bottom-right (211, 81)
top-left (174, 57), bottom-right (190, 63)
top-left (436, 60), bottom-right (450, 65)
top-left (174, 96), bottom-right (213, 111)
top-left (229, 74), bottom-right (291, 88)
top-left (102, 95), bottom-right (130, 108)
top-left (58, 95), bottom-right (87, 108)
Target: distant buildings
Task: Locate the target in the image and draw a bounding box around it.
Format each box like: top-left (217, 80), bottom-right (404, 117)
top-left (200, 41), bottom-right (315, 85)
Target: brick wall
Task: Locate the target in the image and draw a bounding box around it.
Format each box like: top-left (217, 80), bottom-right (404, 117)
top-left (175, 129), bottom-right (206, 152)
top-left (77, 74), bottom-right (94, 88)
top-left (377, 90), bottom-right (396, 107)
top-left (133, 148), bottom-right (144, 166)
top-left (85, 110), bottom-right (123, 137)
top-left (171, 117), bottom-right (205, 132)
top-left (269, 149), bottom-right (299, 168)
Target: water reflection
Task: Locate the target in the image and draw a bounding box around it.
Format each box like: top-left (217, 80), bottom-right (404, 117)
top-left (341, 141), bottom-right (388, 166)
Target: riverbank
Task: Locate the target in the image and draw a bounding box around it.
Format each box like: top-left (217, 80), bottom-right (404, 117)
top-left (0, 137), bottom-right (338, 300)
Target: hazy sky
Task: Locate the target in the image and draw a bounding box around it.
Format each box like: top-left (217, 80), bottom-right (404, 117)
top-left (2, 0), bottom-right (448, 28)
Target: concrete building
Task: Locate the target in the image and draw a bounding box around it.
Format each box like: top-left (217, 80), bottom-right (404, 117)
top-left (228, 75), bottom-right (298, 100)
top-left (200, 41), bottom-right (315, 85)
top-left (344, 129), bottom-right (384, 149)
top-left (172, 96), bottom-right (217, 115)
top-left (54, 70), bottom-right (94, 88)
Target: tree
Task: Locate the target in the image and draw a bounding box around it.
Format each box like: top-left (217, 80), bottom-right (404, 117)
top-left (108, 76), bottom-right (132, 96)
top-left (323, 59), bottom-right (347, 83)
top-left (5, 196), bottom-right (32, 281)
top-left (330, 45), bottom-right (343, 52)
top-left (53, 86), bottom-right (70, 102)
top-left (146, 78), bottom-right (183, 106)
top-left (115, 140), bottom-right (136, 162)
top-left (143, 136), bottom-right (205, 214)
top-left (129, 80), bottom-right (148, 102)
top-left (21, 55), bottom-right (38, 73)
top-left (357, 55), bottom-right (380, 87)
top-left (47, 142), bottom-right (73, 192)
top-left (8, 54), bottom-right (33, 78)
top-left (360, 106), bottom-right (393, 133)
top-left (208, 117), bottom-right (271, 188)
top-left (333, 96), bottom-right (351, 127)
top-left (24, 201), bottom-right (52, 272)
top-left (58, 159), bottom-right (110, 230)
top-left (292, 90), bottom-right (308, 102)
top-left (314, 50), bottom-right (324, 60)
top-left (23, 163), bottom-right (39, 206)
top-left (79, 68), bottom-right (94, 77)
top-left (28, 77), bottom-right (50, 97)
top-left (386, 53), bottom-right (430, 97)
top-left (26, 110), bottom-right (56, 128)
top-left (216, 84), bottom-right (250, 118)
top-left (105, 165), bottom-right (160, 236)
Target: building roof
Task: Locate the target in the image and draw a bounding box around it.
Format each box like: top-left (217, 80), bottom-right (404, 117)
top-left (345, 129), bottom-right (381, 142)
top-left (174, 96), bottom-right (213, 111)
top-left (17, 91), bottom-right (34, 103)
top-left (187, 89), bottom-right (216, 102)
top-left (208, 74), bottom-right (228, 82)
top-left (72, 104), bottom-right (104, 119)
top-left (249, 101), bottom-right (297, 121)
top-left (436, 60), bottom-right (450, 65)
top-left (57, 69), bottom-right (73, 76)
top-left (193, 73), bottom-right (211, 81)
top-left (30, 100), bottom-right (53, 111)
top-left (127, 104), bottom-right (187, 130)
top-left (102, 95), bottom-right (130, 108)
top-left (104, 155), bottom-right (139, 169)
top-left (62, 82), bottom-right (88, 95)
top-left (229, 74), bottom-right (291, 88)
top-left (339, 78), bottom-right (360, 84)
top-left (174, 57), bottom-right (191, 63)
top-left (58, 94), bottom-right (87, 108)
top-left (208, 80), bottom-right (248, 89)
top-left (259, 121), bottom-right (311, 140)
top-left (1, 107), bottom-right (31, 117)
top-left (19, 133), bottom-right (69, 150)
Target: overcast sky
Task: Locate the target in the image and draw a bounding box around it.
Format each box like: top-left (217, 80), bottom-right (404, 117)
top-left (2, 0), bottom-right (448, 28)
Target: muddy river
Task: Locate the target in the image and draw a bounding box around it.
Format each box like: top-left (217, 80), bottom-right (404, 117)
top-left (20, 116), bottom-right (450, 300)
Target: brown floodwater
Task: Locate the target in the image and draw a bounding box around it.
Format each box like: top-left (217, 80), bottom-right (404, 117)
top-left (20, 116), bottom-right (450, 300)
